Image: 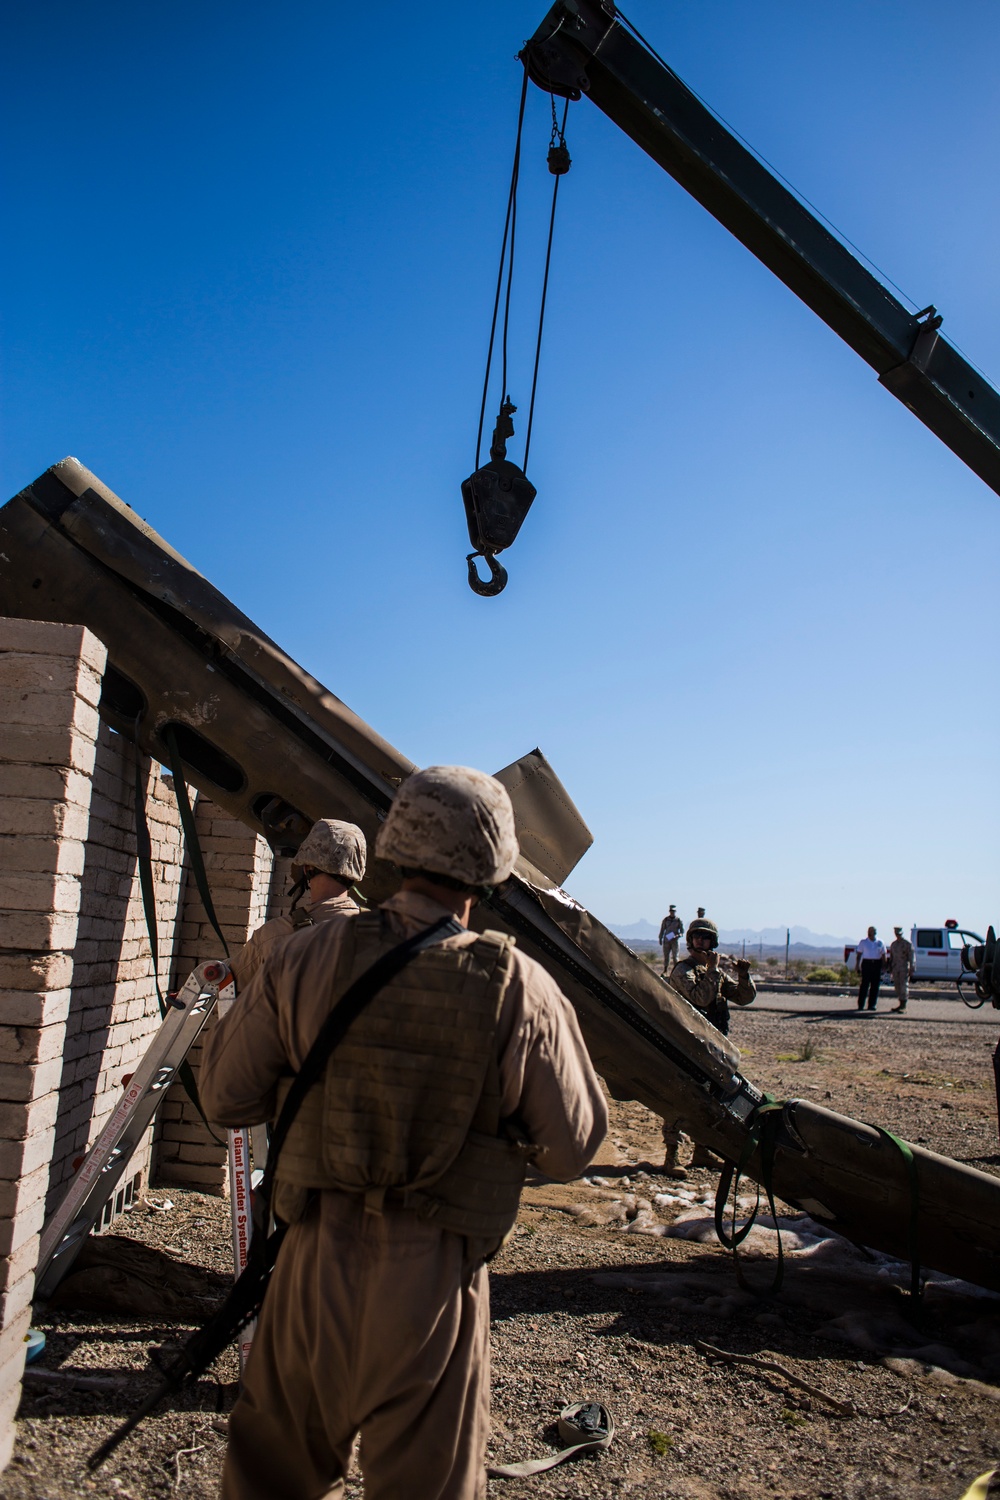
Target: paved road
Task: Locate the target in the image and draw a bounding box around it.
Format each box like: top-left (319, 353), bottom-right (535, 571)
top-left (751, 989), bottom-right (998, 1024)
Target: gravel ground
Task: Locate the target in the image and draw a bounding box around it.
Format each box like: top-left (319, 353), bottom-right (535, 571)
top-left (6, 1009), bottom-right (999, 1499)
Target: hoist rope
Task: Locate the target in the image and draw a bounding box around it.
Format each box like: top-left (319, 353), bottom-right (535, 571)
top-left (523, 95), bottom-right (569, 473)
top-left (476, 67), bottom-right (529, 470)
top-left (474, 72), bottom-right (570, 477)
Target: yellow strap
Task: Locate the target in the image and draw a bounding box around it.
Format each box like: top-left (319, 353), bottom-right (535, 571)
top-left (958, 1471), bottom-right (998, 1500)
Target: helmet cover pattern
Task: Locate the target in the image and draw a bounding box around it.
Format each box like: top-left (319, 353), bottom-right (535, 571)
top-left (292, 819), bottom-right (367, 883)
top-left (686, 918), bottom-right (719, 948)
top-left (375, 765), bottom-right (518, 888)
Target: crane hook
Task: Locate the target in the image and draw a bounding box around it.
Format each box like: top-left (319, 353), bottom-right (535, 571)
top-left (466, 551), bottom-right (508, 597)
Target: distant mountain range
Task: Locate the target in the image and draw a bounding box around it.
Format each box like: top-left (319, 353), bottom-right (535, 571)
top-left (609, 919), bottom-right (851, 947)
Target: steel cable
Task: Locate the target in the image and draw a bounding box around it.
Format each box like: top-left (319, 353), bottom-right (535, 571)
top-left (524, 95), bottom-right (569, 473)
top-left (476, 67), bottom-right (529, 469)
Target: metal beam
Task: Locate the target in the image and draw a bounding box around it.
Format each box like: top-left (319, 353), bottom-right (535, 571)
top-left (524, 2), bottom-right (1000, 497)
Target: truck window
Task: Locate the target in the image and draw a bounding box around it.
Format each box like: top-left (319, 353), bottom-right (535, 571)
top-left (948, 931), bottom-right (967, 949)
top-left (916, 929), bottom-right (943, 948)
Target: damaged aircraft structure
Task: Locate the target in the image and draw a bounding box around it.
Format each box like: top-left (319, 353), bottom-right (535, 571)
top-left (1, 456), bottom-right (998, 1295)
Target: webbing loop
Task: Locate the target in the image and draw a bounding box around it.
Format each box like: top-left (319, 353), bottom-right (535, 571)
top-left (131, 728), bottom-right (220, 1140)
top-left (714, 1095), bottom-right (785, 1295)
top-left (132, 732), bottom-right (164, 1019)
top-left (871, 1124), bottom-right (922, 1300)
top-left (162, 723), bottom-right (231, 958)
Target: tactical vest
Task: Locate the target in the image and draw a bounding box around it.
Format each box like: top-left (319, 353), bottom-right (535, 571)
top-left (272, 911), bottom-right (529, 1252)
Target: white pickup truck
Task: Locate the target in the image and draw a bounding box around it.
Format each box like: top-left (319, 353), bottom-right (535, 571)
top-left (910, 921), bottom-right (985, 981)
top-left (844, 921), bottom-right (985, 981)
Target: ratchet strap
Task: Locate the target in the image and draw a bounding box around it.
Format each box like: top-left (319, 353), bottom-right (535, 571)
top-left (487, 1401), bottom-right (614, 1478)
top-left (711, 1092), bottom-right (922, 1303)
top-left (713, 1095), bottom-right (785, 1296)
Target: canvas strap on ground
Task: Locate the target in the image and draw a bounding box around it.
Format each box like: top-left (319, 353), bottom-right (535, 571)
top-left (487, 1401), bottom-right (614, 1478)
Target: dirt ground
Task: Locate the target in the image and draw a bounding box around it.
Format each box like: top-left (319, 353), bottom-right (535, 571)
top-left (6, 1007), bottom-right (999, 1499)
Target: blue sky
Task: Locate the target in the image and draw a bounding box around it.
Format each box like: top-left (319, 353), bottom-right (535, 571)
top-left (3, 1), bottom-right (998, 939)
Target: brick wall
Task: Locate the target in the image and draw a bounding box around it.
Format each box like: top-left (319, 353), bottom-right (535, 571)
top-left (0, 617), bottom-right (293, 1472)
top-left (0, 618), bottom-right (107, 1470)
top-left (47, 727), bottom-right (186, 1216)
top-left (156, 800), bottom-right (273, 1193)
top-left (265, 855), bottom-right (297, 923)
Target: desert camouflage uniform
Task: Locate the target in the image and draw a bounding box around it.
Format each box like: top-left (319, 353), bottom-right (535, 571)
top-left (230, 890), bottom-right (359, 991)
top-left (202, 887), bottom-right (607, 1500)
top-left (658, 912), bottom-right (683, 973)
top-left (661, 956), bottom-right (755, 1154)
top-left (668, 953), bottom-right (756, 1037)
top-left (889, 934), bottom-right (915, 1011)
top-left (232, 816), bottom-right (367, 989)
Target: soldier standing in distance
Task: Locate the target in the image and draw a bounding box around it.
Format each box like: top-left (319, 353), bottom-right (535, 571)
top-left (660, 918), bottom-right (755, 1175)
top-left (231, 818), bottom-right (367, 991)
top-left (888, 925), bottom-right (915, 1013)
top-left (658, 904), bottom-right (683, 974)
top-left (201, 765), bottom-right (607, 1500)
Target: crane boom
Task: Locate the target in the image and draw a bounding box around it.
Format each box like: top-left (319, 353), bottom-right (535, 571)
top-left (523, 1), bottom-right (1000, 497)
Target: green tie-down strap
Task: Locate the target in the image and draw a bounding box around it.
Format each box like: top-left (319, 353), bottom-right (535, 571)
top-left (713, 1095), bottom-right (786, 1296)
top-left (132, 729), bottom-right (222, 1144)
top-left (712, 1097), bottom-right (922, 1303)
top-left (871, 1123), bottom-right (922, 1300)
top-left (162, 723), bottom-right (230, 959)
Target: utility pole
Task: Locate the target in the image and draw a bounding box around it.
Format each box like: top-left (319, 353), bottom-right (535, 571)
top-left (785, 927), bottom-right (790, 979)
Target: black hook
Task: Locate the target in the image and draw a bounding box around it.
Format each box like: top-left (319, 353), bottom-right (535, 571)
top-left (467, 551), bottom-right (508, 597)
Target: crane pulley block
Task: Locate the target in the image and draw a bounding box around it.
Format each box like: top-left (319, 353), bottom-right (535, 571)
top-left (462, 400), bottom-right (536, 596)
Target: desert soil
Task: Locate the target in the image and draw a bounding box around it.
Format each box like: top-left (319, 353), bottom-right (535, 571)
top-left (6, 1006), bottom-right (999, 1500)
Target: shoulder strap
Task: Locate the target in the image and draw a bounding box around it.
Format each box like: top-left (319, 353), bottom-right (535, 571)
top-left (253, 914), bottom-right (464, 1237)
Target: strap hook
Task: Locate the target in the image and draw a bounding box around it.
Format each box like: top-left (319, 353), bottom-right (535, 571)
top-left (466, 551), bottom-right (508, 597)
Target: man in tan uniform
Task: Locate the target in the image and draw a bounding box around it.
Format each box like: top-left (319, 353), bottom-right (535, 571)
top-left (658, 905), bottom-right (683, 975)
top-left (660, 918), bottom-right (755, 1175)
top-left (889, 925), bottom-right (915, 1013)
top-left (231, 817), bottom-right (366, 990)
top-left (201, 766), bottom-right (607, 1500)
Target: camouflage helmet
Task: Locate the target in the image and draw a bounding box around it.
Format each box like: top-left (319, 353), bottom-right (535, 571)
top-left (686, 917), bottom-right (719, 949)
top-left (375, 765), bottom-right (519, 889)
top-left (291, 819), bottom-right (367, 885)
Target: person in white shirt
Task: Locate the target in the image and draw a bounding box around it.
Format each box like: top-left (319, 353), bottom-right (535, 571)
top-left (854, 926), bottom-right (886, 1011)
